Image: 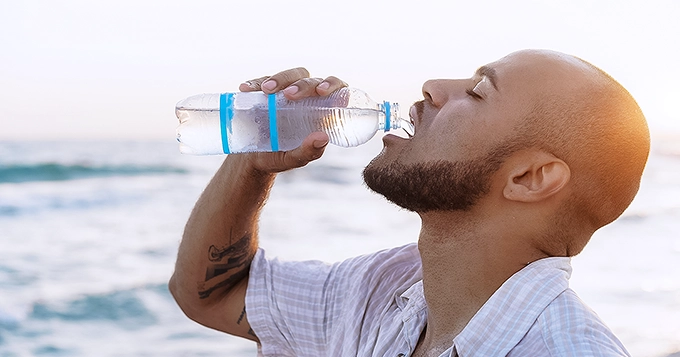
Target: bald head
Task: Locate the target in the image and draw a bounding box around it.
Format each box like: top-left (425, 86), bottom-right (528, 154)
top-left (502, 50), bottom-right (650, 253)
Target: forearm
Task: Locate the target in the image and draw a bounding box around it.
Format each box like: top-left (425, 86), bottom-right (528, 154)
top-left (170, 154), bottom-right (275, 310)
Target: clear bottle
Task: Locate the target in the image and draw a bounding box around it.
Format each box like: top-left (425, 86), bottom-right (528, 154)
top-left (175, 87), bottom-right (407, 155)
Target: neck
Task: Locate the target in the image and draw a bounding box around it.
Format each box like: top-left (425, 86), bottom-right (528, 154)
top-left (414, 209), bottom-right (548, 355)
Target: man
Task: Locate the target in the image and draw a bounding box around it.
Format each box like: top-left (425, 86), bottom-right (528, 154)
top-left (169, 50), bottom-right (649, 356)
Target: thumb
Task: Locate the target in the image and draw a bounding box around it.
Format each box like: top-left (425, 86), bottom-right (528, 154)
top-left (251, 132), bottom-right (329, 173)
top-left (283, 132), bottom-right (330, 168)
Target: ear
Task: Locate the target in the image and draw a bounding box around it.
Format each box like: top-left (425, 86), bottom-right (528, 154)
top-left (502, 151), bottom-right (571, 203)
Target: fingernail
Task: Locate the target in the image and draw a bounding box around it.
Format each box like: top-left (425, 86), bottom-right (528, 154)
top-left (283, 85), bottom-right (299, 95)
top-left (317, 82), bottom-right (330, 91)
top-left (313, 139), bottom-right (329, 149)
top-left (262, 80), bottom-right (277, 91)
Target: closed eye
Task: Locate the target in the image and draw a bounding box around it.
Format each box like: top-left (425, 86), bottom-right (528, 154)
top-left (466, 76), bottom-right (489, 100)
top-left (466, 88), bottom-right (483, 100)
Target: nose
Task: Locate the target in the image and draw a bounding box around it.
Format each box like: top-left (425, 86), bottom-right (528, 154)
top-left (422, 79), bottom-right (465, 108)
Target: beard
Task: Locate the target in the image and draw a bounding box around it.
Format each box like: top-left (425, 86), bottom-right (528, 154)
top-left (362, 150), bottom-right (507, 213)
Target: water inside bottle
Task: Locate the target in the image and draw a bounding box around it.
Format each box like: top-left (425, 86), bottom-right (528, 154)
top-left (175, 108), bottom-right (224, 154)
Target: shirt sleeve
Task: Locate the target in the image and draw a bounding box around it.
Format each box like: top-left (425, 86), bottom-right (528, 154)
top-left (245, 244), bottom-right (421, 357)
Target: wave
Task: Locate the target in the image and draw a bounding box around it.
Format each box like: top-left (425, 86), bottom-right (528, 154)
top-left (0, 163), bottom-right (188, 184)
top-left (0, 193), bottom-right (140, 217)
top-left (29, 285), bottom-right (166, 328)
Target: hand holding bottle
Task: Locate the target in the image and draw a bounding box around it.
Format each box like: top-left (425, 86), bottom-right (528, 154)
top-left (235, 67), bottom-right (347, 174)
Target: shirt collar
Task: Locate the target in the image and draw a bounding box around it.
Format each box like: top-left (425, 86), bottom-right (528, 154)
top-left (397, 280), bottom-right (427, 319)
top-left (453, 257), bottom-right (572, 356)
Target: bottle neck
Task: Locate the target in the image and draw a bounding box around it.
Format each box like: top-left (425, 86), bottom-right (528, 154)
top-left (379, 101), bottom-right (402, 132)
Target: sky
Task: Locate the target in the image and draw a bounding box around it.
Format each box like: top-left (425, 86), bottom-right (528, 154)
top-left (0, 0), bottom-right (678, 141)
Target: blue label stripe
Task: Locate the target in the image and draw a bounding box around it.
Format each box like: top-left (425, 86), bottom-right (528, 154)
top-left (268, 94), bottom-right (279, 151)
top-left (220, 93), bottom-right (234, 154)
top-left (384, 101), bottom-right (391, 132)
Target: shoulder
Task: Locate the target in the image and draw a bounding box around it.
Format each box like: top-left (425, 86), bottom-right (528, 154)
top-left (535, 288), bottom-right (630, 356)
top-left (328, 243), bottom-right (421, 290)
top-left (336, 243), bottom-right (421, 273)
top-left (251, 243), bottom-right (420, 275)
top-left (248, 243), bottom-right (421, 296)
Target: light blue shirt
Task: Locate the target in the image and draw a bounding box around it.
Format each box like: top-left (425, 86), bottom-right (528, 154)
top-left (246, 244), bottom-right (630, 356)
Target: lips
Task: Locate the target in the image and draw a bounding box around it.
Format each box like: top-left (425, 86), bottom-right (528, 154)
top-left (402, 114), bottom-right (415, 139)
top-left (384, 103), bottom-right (417, 144)
top-left (402, 103), bottom-right (420, 139)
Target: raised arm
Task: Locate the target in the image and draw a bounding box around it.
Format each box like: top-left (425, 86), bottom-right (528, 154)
top-left (168, 68), bottom-right (346, 341)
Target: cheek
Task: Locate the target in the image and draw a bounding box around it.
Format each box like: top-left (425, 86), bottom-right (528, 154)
top-left (423, 104), bottom-right (490, 157)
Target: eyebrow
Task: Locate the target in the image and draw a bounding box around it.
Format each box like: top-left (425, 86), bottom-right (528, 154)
top-left (476, 65), bottom-right (499, 91)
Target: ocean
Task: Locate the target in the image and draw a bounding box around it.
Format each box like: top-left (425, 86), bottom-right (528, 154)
top-left (0, 138), bottom-right (678, 357)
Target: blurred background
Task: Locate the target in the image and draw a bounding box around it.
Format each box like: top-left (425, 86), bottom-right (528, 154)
top-left (0, 0), bottom-right (678, 356)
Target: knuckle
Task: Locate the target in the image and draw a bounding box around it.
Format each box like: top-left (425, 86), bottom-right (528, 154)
top-left (274, 67), bottom-right (310, 86)
top-left (297, 77), bottom-right (323, 88)
top-left (292, 67), bottom-right (310, 78)
top-left (280, 151), bottom-right (304, 170)
top-left (324, 76), bottom-right (347, 87)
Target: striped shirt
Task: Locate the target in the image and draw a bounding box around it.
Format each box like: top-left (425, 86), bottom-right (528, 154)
top-left (245, 243), bottom-right (629, 356)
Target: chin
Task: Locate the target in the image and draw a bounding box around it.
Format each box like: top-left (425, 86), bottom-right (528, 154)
top-left (372, 135), bottom-right (412, 165)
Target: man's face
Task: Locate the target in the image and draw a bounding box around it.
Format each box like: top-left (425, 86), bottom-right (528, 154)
top-left (363, 50), bottom-right (587, 212)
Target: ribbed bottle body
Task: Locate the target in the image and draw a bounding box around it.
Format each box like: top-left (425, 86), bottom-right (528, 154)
top-left (175, 88), bottom-right (399, 155)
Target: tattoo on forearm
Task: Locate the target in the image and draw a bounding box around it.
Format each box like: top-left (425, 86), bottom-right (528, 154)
top-left (198, 230), bottom-right (253, 299)
top-left (198, 269), bottom-right (248, 299)
top-left (248, 328), bottom-right (256, 337)
top-left (208, 230), bottom-right (251, 262)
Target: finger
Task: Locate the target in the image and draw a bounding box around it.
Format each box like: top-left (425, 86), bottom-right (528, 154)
top-left (282, 77), bottom-right (324, 100)
top-left (239, 76), bottom-right (270, 92)
top-left (254, 132), bottom-right (329, 173)
top-left (316, 76), bottom-right (348, 96)
top-left (282, 132), bottom-right (330, 169)
top-left (261, 67), bottom-right (310, 94)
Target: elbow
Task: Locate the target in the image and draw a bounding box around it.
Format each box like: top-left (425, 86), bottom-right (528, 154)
top-left (168, 274), bottom-right (180, 304)
top-left (168, 273), bottom-right (199, 321)
top-left (168, 274), bottom-right (223, 331)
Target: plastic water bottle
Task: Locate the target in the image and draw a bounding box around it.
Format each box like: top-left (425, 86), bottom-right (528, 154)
top-left (175, 87), bottom-right (409, 155)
